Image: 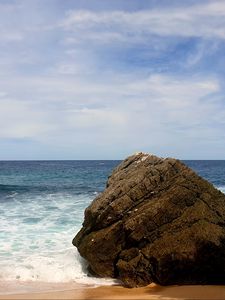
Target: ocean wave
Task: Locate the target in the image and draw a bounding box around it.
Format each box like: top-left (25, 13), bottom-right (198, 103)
top-left (0, 247), bottom-right (116, 286)
top-left (0, 184), bottom-right (28, 192)
top-left (0, 184), bottom-right (101, 198)
top-left (218, 186), bottom-right (225, 194)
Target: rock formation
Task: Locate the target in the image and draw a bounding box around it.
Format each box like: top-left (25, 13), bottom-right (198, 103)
top-left (73, 152), bottom-right (225, 287)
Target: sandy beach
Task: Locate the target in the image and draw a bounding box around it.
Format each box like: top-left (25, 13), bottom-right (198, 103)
top-left (1, 283), bottom-right (225, 300)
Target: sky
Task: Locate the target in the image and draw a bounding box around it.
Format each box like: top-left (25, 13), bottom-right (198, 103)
top-left (0, 0), bottom-right (225, 160)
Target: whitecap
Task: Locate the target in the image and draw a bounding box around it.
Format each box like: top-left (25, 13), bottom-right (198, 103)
top-left (218, 186), bottom-right (225, 194)
top-left (0, 247), bottom-right (116, 286)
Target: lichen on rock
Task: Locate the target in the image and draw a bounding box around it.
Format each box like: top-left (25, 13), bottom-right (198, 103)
top-left (73, 152), bottom-right (225, 287)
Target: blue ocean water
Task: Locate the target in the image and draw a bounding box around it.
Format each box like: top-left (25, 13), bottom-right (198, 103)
top-left (0, 160), bottom-right (224, 285)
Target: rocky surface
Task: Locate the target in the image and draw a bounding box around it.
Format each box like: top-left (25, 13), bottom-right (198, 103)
top-left (73, 152), bottom-right (225, 287)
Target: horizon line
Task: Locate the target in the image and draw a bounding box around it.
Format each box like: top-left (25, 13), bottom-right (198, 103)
top-left (0, 159), bottom-right (225, 161)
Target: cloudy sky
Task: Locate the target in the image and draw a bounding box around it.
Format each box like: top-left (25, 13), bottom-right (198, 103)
top-left (0, 0), bottom-right (225, 159)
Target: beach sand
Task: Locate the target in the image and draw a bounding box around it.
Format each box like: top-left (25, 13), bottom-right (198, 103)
top-left (1, 283), bottom-right (225, 300)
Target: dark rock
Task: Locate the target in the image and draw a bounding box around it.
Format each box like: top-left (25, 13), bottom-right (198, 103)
top-left (73, 152), bottom-right (225, 287)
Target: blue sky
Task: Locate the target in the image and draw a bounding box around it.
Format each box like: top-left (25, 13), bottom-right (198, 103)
top-left (0, 0), bottom-right (225, 159)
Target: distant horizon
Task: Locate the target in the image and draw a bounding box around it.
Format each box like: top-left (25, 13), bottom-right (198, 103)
top-left (1, 158), bottom-right (225, 161)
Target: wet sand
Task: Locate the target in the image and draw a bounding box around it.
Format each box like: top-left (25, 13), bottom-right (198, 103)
top-left (1, 283), bottom-right (225, 300)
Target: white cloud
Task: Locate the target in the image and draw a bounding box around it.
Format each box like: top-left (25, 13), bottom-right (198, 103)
top-left (0, 31), bottom-right (24, 42)
top-left (62, 1), bottom-right (225, 43)
top-left (0, 98), bottom-right (53, 138)
top-left (0, 72), bottom-right (221, 144)
top-left (66, 108), bottom-right (126, 130)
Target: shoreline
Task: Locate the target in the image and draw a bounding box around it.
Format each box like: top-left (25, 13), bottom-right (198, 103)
top-left (1, 283), bottom-right (225, 300)
top-left (0, 281), bottom-right (91, 296)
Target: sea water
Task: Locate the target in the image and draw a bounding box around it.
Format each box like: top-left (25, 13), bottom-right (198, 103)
top-left (0, 160), bottom-right (225, 288)
top-left (0, 160), bottom-right (119, 289)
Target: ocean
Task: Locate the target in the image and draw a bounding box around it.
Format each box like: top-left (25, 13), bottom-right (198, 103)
top-left (0, 160), bottom-right (225, 288)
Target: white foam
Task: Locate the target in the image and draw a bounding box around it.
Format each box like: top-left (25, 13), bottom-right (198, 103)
top-left (0, 192), bottom-right (116, 286)
top-left (218, 186), bottom-right (225, 194)
top-left (0, 247), bottom-right (116, 286)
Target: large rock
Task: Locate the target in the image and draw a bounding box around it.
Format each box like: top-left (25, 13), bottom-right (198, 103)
top-left (73, 153), bottom-right (225, 287)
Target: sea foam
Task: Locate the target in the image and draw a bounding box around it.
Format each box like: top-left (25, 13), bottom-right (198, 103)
top-left (0, 247), bottom-right (115, 286)
top-left (0, 191), bottom-right (115, 286)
